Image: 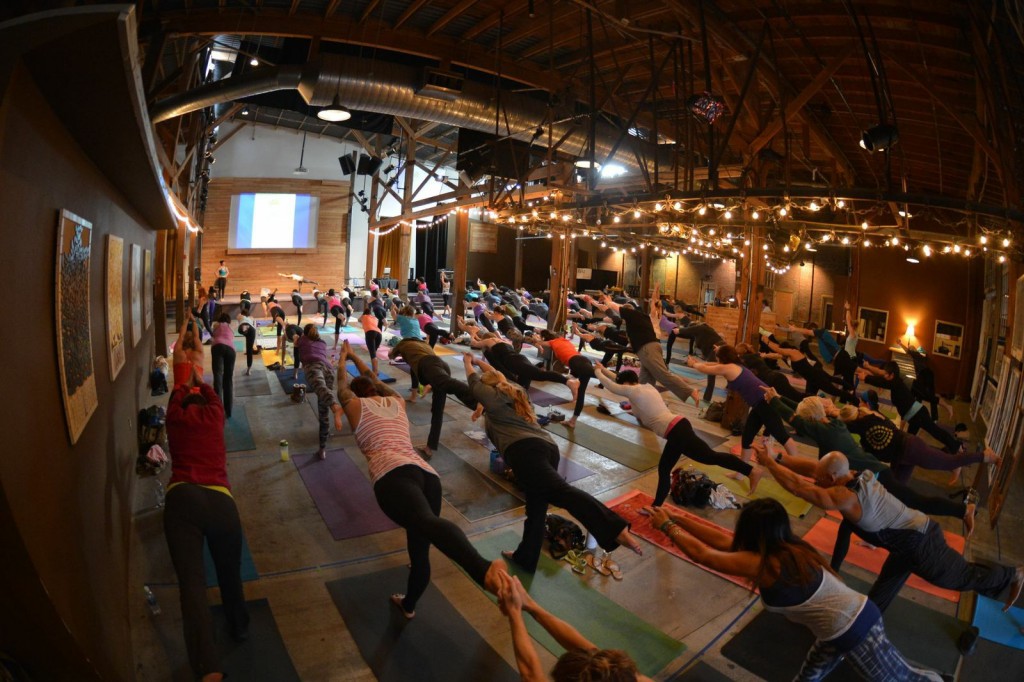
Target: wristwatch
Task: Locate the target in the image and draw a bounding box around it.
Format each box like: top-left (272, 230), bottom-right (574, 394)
top-left (775, 452), bottom-right (784, 463)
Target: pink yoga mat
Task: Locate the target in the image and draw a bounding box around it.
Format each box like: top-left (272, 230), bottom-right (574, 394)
top-left (606, 490), bottom-right (755, 592)
top-left (802, 515), bottom-right (965, 602)
top-left (293, 448), bottom-right (398, 540)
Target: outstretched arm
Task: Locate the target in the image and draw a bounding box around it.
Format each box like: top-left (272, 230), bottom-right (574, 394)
top-left (754, 450), bottom-right (840, 510)
top-left (645, 507), bottom-right (760, 578)
top-left (844, 301), bottom-right (856, 337)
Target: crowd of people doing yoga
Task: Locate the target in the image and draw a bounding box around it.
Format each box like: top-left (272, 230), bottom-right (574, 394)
top-left (167, 274), bottom-right (1021, 682)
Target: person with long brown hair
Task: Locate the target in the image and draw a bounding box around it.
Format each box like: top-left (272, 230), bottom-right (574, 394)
top-left (463, 354), bottom-right (641, 575)
top-left (335, 341), bottom-right (507, 617)
top-left (645, 498), bottom-right (942, 681)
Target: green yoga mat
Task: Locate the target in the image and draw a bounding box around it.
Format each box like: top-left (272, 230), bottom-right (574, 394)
top-left (683, 459), bottom-right (813, 518)
top-left (720, 573), bottom-right (965, 680)
top-left (543, 421), bottom-right (660, 471)
top-left (224, 405), bottom-right (256, 452)
top-left (472, 532), bottom-right (686, 677)
top-left (431, 445), bottom-right (523, 521)
top-left (325, 566), bottom-right (519, 682)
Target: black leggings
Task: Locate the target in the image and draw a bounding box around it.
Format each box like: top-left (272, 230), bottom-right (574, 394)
top-left (374, 465), bottom-right (491, 611)
top-left (655, 418), bottom-right (753, 506)
top-left (423, 322), bottom-right (451, 348)
top-left (512, 316), bottom-right (533, 334)
top-left (907, 409), bottom-right (961, 453)
top-left (365, 330), bottom-right (382, 361)
top-left (741, 400), bottom-right (793, 449)
top-left (238, 323), bottom-right (256, 369)
top-left (211, 343), bottom-right (236, 418)
top-left (411, 356), bottom-right (478, 448)
top-left (765, 371), bottom-right (805, 403)
top-left (164, 485), bottom-right (248, 677)
top-left (830, 467), bottom-right (967, 571)
top-left (794, 358), bottom-right (857, 403)
top-left (476, 313), bottom-right (497, 333)
top-left (270, 307), bottom-right (285, 337)
top-left (504, 438), bottom-right (628, 572)
top-left (420, 300), bottom-right (435, 317)
top-left (504, 354), bottom-right (567, 390)
top-left (567, 355), bottom-right (595, 418)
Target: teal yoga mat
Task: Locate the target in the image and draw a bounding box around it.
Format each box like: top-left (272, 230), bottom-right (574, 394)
top-left (472, 531), bottom-right (686, 677)
top-left (973, 594), bottom-right (1024, 650)
top-left (325, 566), bottom-right (519, 682)
top-left (224, 405), bottom-right (256, 452)
top-left (543, 420), bottom-right (660, 471)
top-left (203, 533), bottom-right (258, 587)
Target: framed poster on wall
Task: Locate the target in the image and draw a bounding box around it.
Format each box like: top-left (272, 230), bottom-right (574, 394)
top-left (105, 235), bottom-right (126, 381)
top-left (143, 248), bottom-right (153, 329)
top-left (56, 209), bottom-right (98, 444)
top-left (932, 320), bottom-right (963, 359)
top-left (130, 244), bottom-right (142, 346)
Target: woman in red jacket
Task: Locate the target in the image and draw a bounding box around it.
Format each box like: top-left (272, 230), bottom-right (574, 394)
top-left (164, 368), bottom-right (249, 682)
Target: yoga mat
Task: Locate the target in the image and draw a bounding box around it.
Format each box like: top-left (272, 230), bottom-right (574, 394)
top-left (260, 348), bottom-right (293, 367)
top-left (606, 490), bottom-right (753, 592)
top-left (233, 373), bottom-right (271, 397)
top-left (599, 405), bottom-right (730, 450)
top-left (273, 368), bottom-right (306, 394)
top-left (203, 533), bottom-right (258, 587)
top-left (463, 431), bottom-right (595, 484)
top-left (802, 515), bottom-right (965, 602)
top-left (431, 444), bottom-right (523, 521)
top-left (543, 420), bottom-right (660, 471)
top-left (973, 595), bottom-right (1024, 649)
top-left (292, 449), bottom-right (398, 540)
top-left (325, 566), bottom-right (519, 682)
top-left (209, 598), bottom-right (301, 681)
top-left (688, 457), bottom-right (812, 519)
top-left (721, 582), bottom-right (964, 682)
top-left (257, 325), bottom-right (278, 338)
top-left (224, 405), bottom-right (256, 452)
top-left (345, 361), bottom-right (396, 384)
top-left (432, 344), bottom-right (457, 356)
top-left (528, 386), bottom-right (568, 407)
top-left (473, 531), bottom-right (687, 677)
top-left (960, 638), bottom-right (1024, 681)
top-left (233, 339), bottom-right (246, 352)
top-left (404, 400), bottom-right (454, 426)
top-left (668, 660), bottom-right (734, 682)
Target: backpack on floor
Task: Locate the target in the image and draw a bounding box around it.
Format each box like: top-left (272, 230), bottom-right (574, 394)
top-left (544, 514), bottom-right (585, 560)
top-left (720, 389), bottom-right (750, 434)
top-left (670, 468), bottom-right (716, 508)
top-left (702, 400), bottom-right (725, 422)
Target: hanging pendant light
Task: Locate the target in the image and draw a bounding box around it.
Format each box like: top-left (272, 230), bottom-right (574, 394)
top-left (317, 93), bottom-right (351, 122)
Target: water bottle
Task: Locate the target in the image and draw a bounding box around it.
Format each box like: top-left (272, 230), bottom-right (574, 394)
top-left (144, 585), bottom-right (161, 615)
top-left (280, 439), bottom-right (290, 462)
top-left (765, 435), bottom-right (777, 457)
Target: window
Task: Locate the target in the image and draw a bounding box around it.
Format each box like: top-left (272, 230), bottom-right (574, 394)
top-left (858, 306), bottom-right (889, 344)
top-left (933, 320), bottom-right (964, 359)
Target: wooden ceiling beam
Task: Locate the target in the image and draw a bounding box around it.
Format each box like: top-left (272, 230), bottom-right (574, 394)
top-left (359, 0), bottom-right (382, 24)
top-left (462, 0), bottom-right (530, 41)
top-left (427, 0), bottom-right (479, 37)
top-left (288, 0), bottom-right (301, 16)
top-left (324, 0), bottom-right (342, 18)
top-left (393, 0), bottom-right (430, 31)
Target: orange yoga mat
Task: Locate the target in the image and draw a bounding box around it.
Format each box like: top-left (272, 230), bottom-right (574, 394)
top-left (606, 490), bottom-right (755, 593)
top-left (802, 515), bottom-right (966, 603)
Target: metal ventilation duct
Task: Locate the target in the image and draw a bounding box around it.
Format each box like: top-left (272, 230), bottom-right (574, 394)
top-left (150, 54), bottom-right (651, 171)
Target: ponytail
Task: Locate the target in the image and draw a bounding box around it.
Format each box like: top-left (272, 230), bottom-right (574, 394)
top-left (481, 370), bottom-right (536, 423)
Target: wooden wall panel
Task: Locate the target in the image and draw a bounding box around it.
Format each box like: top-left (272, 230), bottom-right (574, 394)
top-left (200, 177), bottom-right (349, 296)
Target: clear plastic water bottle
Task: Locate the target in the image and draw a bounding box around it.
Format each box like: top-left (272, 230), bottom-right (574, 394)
top-left (279, 439), bottom-right (290, 462)
top-left (765, 435), bottom-right (777, 456)
top-left (144, 585), bottom-right (161, 615)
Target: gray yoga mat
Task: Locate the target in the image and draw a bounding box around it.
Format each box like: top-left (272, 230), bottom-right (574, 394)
top-left (528, 385), bottom-right (568, 407)
top-left (325, 566), bottom-right (519, 682)
top-left (667, 660), bottom-right (736, 681)
top-left (233, 373), bottom-right (271, 397)
top-left (960, 638), bottom-right (1024, 681)
top-left (208, 598), bottom-right (300, 681)
top-left (430, 444), bottom-right (523, 521)
top-left (224, 405), bottom-right (256, 453)
top-left (404, 399), bottom-right (455, 426)
top-left (543, 420), bottom-right (660, 471)
top-left (721, 573), bottom-right (965, 679)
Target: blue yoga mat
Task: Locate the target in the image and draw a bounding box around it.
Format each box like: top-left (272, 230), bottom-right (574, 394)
top-left (346, 361), bottom-right (396, 383)
top-left (974, 594), bottom-right (1024, 650)
top-left (203, 532), bottom-right (258, 588)
top-left (224, 405), bottom-right (256, 452)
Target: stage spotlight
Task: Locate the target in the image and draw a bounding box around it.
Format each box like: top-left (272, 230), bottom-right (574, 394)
top-left (859, 124), bottom-right (899, 152)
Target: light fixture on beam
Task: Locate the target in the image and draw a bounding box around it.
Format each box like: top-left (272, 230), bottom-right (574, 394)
top-left (574, 159), bottom-right (601, 170)
top-left (859, 124), bottom-right (899, 152)
top-left (317, 94), bottom-right (352, 122)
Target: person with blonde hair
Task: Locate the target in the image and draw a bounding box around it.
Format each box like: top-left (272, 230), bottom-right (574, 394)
top-left (293, 323), bottom-right (345, 460)
top-left (463, 354), bottom-right (641, 574)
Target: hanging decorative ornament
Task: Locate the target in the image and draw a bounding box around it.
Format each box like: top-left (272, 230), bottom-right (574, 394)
top-left (686, 92), bottom-right (727, 125)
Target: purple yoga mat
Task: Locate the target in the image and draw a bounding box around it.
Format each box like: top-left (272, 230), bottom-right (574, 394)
top-left (293, 448), bottom-right (398, 540)
top-left (528, 386), bottom-right (568, 407)
top-left (463, 432), bottom-right (594, 484)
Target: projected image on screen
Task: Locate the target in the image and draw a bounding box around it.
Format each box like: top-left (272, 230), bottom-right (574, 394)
top-left (229, 193), bottom-right (319, 249)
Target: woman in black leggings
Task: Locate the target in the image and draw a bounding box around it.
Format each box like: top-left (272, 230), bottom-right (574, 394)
top-left (465, 326), bottom-right (578, 395)
top-left (763, 336), bottom-right (857, 404)
top-left (335, 343), bottom-right (507, 616)
top-left (464, 355), bottom-right (640, 574)
top-left (597, 365), bottom-right (762, 504)
top-left (290, 290), bottom-right (304, 326)
top-left (573, 324), bottom-right (629, 371)
top-left (236, 299), bottom-right (258, 375)
top-left (736, 342), bottom-right (805, 402)
top-left (531, 330), bottom-right (595, 428)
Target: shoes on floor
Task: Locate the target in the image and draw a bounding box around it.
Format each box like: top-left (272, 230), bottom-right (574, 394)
top-left (317, 448), bottom-right (326, 460)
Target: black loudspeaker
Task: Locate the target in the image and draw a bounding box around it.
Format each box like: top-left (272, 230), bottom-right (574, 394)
top-left (339, 153), bottom-right (357, 175)
top-left (357, 153), bottom-right (383, 175)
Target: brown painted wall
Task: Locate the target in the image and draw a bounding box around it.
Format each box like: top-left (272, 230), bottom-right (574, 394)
top-left (0, 68), bottom-right (155, 679)
top-left (854, 247), bottom-right (973, 395)
top-left (200, 177), bottom-right (349, 296)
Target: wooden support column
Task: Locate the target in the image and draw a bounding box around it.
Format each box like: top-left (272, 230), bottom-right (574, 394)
top-left (365, 159), bottom-right (381, 282)
top-left (738, 228), bottom-right (765, 345)
top-left (449, 210), bottom-right (470, 336)
top-left (397, 137), bottom-right (417, 291)
top-left (639, 246), bottom-right (652, 310)
top-left (513, 237), bottom-right (524, 289)
top-left (847, 244), bottom-right (861, 313)
top-left (567, 236), bottom-right (579, 291)
top-left (548, 234), bottom-right (566, 332)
